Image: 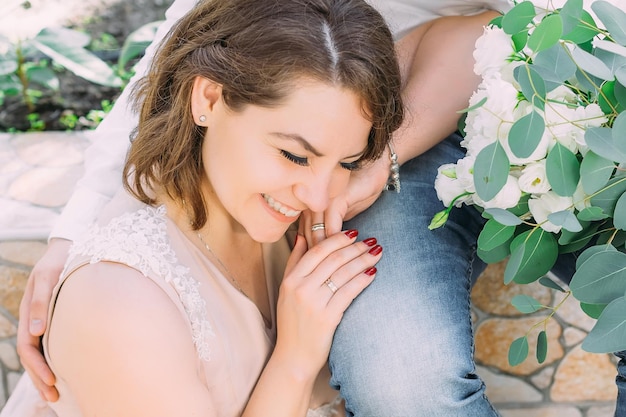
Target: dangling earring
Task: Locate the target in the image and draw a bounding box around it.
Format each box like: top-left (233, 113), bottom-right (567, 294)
top-left (199, 115), bottom-right (207, 123)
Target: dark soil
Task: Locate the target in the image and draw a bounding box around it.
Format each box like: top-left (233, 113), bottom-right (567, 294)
top-left (0, 0), bottom-right (173, 132)
top-left (0, 71), bottom-right (122, 131)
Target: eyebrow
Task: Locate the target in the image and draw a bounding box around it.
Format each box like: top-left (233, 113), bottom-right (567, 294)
top-left (270, 132), bottom-right (364, 159)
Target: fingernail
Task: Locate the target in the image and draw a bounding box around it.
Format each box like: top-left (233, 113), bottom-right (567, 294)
top-left (363, 237), bottom-right (377, 247)
top-left (344, 229), bottom-right (358, 239)
top-left (30, 319), bottom-right (43, 334)
top-left (368, 245), bottom-right (382, 256)
top-left (364, 267), bottom-right (377, 276)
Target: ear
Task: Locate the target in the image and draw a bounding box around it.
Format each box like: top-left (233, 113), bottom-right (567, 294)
top-left (191, 76), bottom-right (222, 125)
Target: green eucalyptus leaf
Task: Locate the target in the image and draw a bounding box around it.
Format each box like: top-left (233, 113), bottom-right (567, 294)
top-left (478, 219), bottom-right (517, 251)
top-left (534, 45), bottom-right (577, 84)
top-left (31, 36), bottom-right (122, 88)
top-left (515, 64), bottom-right (547, 110)
top-left (612, 111), bottom-right (626, 148)
top-left (458, 96), bottom-right (487, 114)
top-left (616, 66), bottom-right (626, 87)
top-left (615, 80), bottom-right (626, 109)
top-left (512, 29), bottom-right (530, 52)
top-left (509, 194), bottom-right (531, 217)
top-left (613, 192), bottom-right (626, 231)
top-left (576, 206), bottom-right (609, 221)
top-left (502, 2), bottom-right (536, 35)
top-left (576, 67), bottom-right (603, 93)
top-left (591, 1), bottom-right (626, 46)
top-left (580, 151), bottom-right (615, 194)
top-left (590, 177), bottom-right (626, 216)
top-left (484, 208), bottom-right (524, 226)
top-left (572, 45), bottom-right (613, 81)
top-left (594, 48), bottom-right (626, 77)
top-left (558, 220), bottom-right (599, 251)
top-left (530, 65), bottom-right (564, 92)
top-left (546, 142), bottom-right (580, 197)
top-left (596, 230), bottom-right (626, 247)
top-left (0, 60), bottom-right (18, 76)
top-left (508, 336), bottom-right (530, 366)
top-left (582, 296), bottom-right (626, 353)
top-left (473, 141), bottom-right (510, 202)
top-left (560, 0), bottom-right (584, 35)
top-left (26, 66), bottom-right (59, 90)
top-left (571, 250), bottom-right (626, 303)
top-left (599, 81), bottom-right (624, 114)
top-left (581, 302), bottom-right (608, 319)
top-left (561, 10), bottom-right (599, 44)
top-left (585, 127), bottom-right (626, 164)
top-left (576, 244), bottom-right (618, 270)
top-left (528, 14), bottom-right (563, 53)
top-left (547, 210), bottom-right (583, 232)
top-left (508, 110), bottom-right (545, 158)
top-left (511, 294), bottom-right (544, 313)
top-left (505, 229), bottom-right (559, 284)
top-left (536, 330), bottom-right (548, 364)
top-left (477, 241), bottom-right (512, 263)
top-left (489, 15), bottom-right (504, 28)
top-left (539, 276), bottom-right (566, 292)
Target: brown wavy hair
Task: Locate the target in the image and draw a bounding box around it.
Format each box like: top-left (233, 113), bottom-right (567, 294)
top-left (123, 0), bottom-right (404, 229)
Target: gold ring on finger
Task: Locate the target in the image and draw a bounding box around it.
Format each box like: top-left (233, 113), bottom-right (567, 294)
top-left (324, 278), bottom-right (338, 294)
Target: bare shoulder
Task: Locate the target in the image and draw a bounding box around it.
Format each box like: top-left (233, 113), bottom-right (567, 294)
top-left (46, 261), bottom-right (211, 416)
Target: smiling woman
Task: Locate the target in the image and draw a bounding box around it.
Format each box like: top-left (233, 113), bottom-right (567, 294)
top-left (1, 0), bottom-right (403, 416)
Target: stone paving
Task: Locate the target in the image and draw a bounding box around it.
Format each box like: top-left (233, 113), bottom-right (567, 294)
top-left (0, 131), bottom-right (619, 416)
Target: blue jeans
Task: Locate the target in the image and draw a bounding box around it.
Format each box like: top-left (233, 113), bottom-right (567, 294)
top-left (330, 133), bottom-right (498, 416)
top-left (330, 132), bottom-right (626, 416)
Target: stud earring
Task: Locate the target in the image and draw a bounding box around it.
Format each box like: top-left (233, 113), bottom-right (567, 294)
top-left (199, 115), bottom-right (206, 123)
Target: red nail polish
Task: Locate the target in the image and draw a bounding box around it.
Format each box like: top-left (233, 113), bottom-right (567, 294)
top-left (368, 245), bottom-right (382, 256)
top-left (364, 267), bottom-right (377, 276)
top-left (344, 229), bottom-right (359, 239)
top-left (363, 237), bottom-right (377, 247)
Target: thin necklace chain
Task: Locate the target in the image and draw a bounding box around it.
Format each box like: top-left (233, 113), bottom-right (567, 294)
top-left (196, 231), bottom-right (250, 299)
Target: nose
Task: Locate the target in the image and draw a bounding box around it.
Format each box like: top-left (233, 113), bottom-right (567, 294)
top-left (293, 168), bottom-right (348, 213)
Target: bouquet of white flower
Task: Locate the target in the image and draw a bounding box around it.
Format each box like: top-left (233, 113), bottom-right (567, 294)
top-left (430, 0), bottom-right (626, 365)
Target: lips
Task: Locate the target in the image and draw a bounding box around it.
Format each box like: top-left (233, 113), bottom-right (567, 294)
top-left (262, 194), bottom-right (301, 217)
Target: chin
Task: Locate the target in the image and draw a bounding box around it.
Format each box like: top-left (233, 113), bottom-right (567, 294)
top-left (248, 225), bottom-right (292, 244)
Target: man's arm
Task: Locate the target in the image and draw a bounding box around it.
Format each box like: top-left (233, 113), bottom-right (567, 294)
top-left (324, 11), bottom-right (500, 232)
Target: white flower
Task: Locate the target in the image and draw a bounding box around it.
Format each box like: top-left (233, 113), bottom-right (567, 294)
top-left (518, 160), bottom-right (551, 194)
top-left (455, 155), bottom-right (476, 193)
top-left (464, 73), bottom-right (521, 148)
top-left (474, 26), bottom-right (515, 78)
top-left (434, 164), bottom-right (472, 208)
top-left (474, 175), bottom-right (522, 209)
top-left (528, 191), bottom-right (574, 233)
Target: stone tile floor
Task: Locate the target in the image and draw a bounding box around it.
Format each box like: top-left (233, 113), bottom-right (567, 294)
top-left (0, 132), bottom-right (619, 416)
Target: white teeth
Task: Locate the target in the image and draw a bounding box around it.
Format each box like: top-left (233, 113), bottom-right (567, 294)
top-left (263, 194), bottom-right (301, 217)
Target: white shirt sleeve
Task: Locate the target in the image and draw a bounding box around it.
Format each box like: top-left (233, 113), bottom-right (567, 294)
top-left (367, 0), bottom-right (512, 40)
top-left (50, 0), bottom-right (199, 242)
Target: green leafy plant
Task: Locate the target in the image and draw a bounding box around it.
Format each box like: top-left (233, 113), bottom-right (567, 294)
top-left (0, 21), bottom-right (160, 127)
top-left (430, 0), bottom-right (626, 364)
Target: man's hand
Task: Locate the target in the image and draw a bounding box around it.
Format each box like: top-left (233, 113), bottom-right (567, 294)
top-left (17, 238), bottom-right (72, 402)
top-left (324, 153), bottom-right (391, 236)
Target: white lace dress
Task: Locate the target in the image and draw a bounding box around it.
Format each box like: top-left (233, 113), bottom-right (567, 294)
top-left (2, 203), bottom-right (341, 417)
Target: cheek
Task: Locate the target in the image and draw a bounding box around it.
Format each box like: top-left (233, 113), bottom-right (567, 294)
top-left (327, 170), bottom-right (352, 199)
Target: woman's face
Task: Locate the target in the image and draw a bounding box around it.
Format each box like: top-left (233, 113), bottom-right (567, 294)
top-left (200, 80), bottom-right (372, 242)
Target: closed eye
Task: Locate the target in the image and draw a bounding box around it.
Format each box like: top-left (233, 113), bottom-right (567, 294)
top-left (281, 150), bottom-right (308, 166)
top-left (340, 161), bottom-right (361, 171)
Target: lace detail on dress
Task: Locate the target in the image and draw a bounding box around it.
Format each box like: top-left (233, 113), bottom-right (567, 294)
top-left (306, 396), bottom-right (342, 417)
top-left (66, 205), bottom-right (214, 361)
